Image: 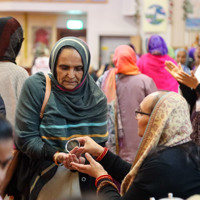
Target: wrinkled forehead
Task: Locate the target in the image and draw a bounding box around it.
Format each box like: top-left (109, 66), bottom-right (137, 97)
top-left (53, 39), bottom-right (88, 60)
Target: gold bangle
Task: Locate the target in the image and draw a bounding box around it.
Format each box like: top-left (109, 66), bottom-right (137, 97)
top-left (53, 152), bottom-right (60, 165)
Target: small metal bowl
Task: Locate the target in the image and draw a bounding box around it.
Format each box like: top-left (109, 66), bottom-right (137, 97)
top-left (65, 139), bottom-right (80, 152)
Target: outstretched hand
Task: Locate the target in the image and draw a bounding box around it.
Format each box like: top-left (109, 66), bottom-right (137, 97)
top-left (165, 61), bottom-right (199, 89)
top-left (165, 61), bottom-right (183, 79)
top-left (55, 146), bottom-right (85, 170)
top-left (75, 136), bottom-right (105, 157)
top-left (70, 152), bottom-right (108, 178)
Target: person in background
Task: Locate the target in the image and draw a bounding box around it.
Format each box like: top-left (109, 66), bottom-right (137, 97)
top-left (193, 46), bottom-right (200, 72)
top-left (165, 60), bottom-right (200, 144)
top-left (0, 115), bottom-right (13, 189)
top-left (97, 52), bottom-right (115, 78)
top-left (0, 16), bottom-right (29, 127)
top-left (89, 66), bottom-right (98, 82)
top-left (137, 35), bottom-right (179, 92)
top-left (188, 47), bottom-right (196, 69)
top-left (96, 45), bottom-right (157, 163)
top-left (128, 44), bottom-right (140, 61)
top-left (31, 47), bottom-right (50, 75)
top-left (175, 48), bottom-right (191, 74)
top-left (6, 37), bottom-right (108, 200)
top-left (71, 91), bottom-right (200, 200)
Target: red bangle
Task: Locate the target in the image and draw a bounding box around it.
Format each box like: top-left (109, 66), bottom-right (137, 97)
top-left (95, 174), bottom-right (113, 187)
top-left (96, 147), bottom-right (108, 161)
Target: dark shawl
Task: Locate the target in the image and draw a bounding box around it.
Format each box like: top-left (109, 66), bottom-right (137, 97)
top-left (46, 37), bottom-right (108, 144)
top-left (0, 16), bottom-right (23, 63)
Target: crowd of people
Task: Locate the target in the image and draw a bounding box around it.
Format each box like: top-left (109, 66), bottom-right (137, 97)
top-left (0, 15), bottom-right (200, 200)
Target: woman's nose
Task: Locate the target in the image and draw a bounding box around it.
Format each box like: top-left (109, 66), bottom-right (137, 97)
top-left (68, 69), bottom-right (75, 78)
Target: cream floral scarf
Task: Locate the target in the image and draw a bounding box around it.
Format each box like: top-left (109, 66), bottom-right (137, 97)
top-left (121, 92), bottom-right (192, 195)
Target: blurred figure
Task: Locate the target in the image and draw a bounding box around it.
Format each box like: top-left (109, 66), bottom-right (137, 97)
top-left (193, 46), bottom-right (200, 72)
top-left (175, 48), bottom-right (191, 74)
top-left (0, 16), bottom-right (29, 127)
top-left (97, 52), bottom-right (115, 78)
top-left (96, 45), bottom-right (157, 163)
top-left (31, 46), bottom-right (50, 75)
top-left (137, 35), bottom-right (179, 92)
top-left (89, 66), bottom-right (98, 82)
top-left (188, 47), bottom-right (196, 69)
top-left (128, 44), bottom-right (140, 61)
top-left (0, 115), bottom-right (13, 188)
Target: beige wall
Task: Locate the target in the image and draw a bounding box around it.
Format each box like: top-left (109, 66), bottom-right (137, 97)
top-left (171, 0), bottom-right (200, 49)
top-left (0, 0), bottom-right (200, 68)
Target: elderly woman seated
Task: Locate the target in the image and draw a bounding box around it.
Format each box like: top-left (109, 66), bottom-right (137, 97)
top-left (70, 91), bottom-right (200, 200)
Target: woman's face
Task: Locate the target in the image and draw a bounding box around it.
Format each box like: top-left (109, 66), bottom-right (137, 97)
top-left (136, 94), bottom-right (155, 137)
top-left (56, 48), bottom-right (84, 90)
top-left (176, 51), bottom-right (187, 65)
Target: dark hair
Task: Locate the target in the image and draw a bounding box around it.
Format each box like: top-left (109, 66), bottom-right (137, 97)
top-left (128, 43), bottom-right (136, 52)
top-left (0, 114), bottom-right (13, 139)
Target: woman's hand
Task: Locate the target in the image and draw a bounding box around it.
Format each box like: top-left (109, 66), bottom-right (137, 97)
top-left (165, 61), bottom-right (199, 89)
top-left (75, 136), bottom-right (104, 157)
top-left (165, 61), bottom-right (183, 79)
top-left (71, 153), bottom-right (108, 178)
top-left (54, 146), bottom-right (85, 170)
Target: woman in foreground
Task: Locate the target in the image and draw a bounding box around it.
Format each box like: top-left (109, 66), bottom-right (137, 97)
top-left (71, 91), bottom-right (200, 200)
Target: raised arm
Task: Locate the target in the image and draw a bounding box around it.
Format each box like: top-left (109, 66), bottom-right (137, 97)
top-left (165, 61), bottom-right (199, 89)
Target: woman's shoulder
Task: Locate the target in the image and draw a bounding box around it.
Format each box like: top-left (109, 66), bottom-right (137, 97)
top-left (21, 72), bottom-right (46, 99)
top-left (145, 142), bottom-right (199, 167)
top-left (25, 72), bottom-right (46, 87)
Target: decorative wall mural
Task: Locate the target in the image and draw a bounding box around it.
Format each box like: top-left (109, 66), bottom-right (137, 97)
top-left (145, 5), bottom-right (166, 25)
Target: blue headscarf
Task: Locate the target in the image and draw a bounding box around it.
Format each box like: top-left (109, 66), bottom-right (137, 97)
top-left (175, 48), bottom-right (190, 74)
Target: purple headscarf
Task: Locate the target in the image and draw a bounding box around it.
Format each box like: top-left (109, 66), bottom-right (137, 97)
top-left (188, 47), bottom-right (196, 61)
top-left (147, 35), bottom-right (168, 55)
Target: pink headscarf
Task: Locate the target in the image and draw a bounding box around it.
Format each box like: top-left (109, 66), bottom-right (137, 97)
top-left (137, 53), bottom-right (179, 92)
top-left (113, 45), bottom-right (140, 75)
top-left (102, 45), bottom-right (141, 103)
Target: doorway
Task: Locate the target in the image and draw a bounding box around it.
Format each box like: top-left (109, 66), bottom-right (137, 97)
top-left (57, 29), bottom-right (86, 42)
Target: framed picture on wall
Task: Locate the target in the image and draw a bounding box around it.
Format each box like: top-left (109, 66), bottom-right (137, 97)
top-left (185, 0), bottom-right (200, 30)
top-left (143, 0), bottom-right (168, 33)
top-left (32, 26), bottom-right (52, 59)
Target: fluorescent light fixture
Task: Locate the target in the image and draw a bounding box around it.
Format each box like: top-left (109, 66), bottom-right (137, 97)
top-left (67, 10), bottom-right (84, 15)
top-left (66, 20), bottom-right (84, 30)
